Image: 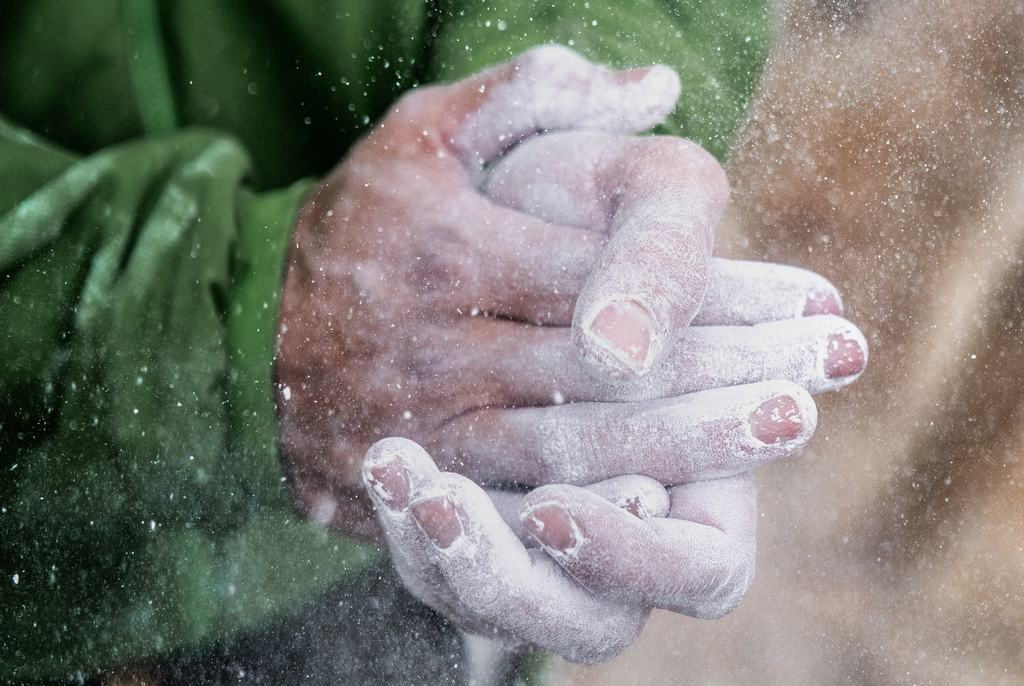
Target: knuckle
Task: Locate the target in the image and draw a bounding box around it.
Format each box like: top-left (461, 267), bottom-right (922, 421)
top-left (636, 136), bottom-right (730, 206)
top-left (407, 233), bottom-right (469, 297)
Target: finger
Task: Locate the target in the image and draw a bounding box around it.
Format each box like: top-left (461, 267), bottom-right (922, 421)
top-left (628, 314), bottom-right (868, 398)
top-left (520, 473), bottom-right (757, 619)
top-left (483, 124), bottom-right (841, 327)
top-left (435, 380), bottom-right (817, 486)
top-left (693, 258), bottom-right (843, 324)
top-left (424, 244), bottom-right (840, 328)
top-left (404, 224), bottom-right (842, 328)
top-left (420, 314), bottom-right (866, 413)
top-left (383, 46), bottom-right (679, 174)
top-left (344, 49), bottom-right (678, 326)
top-left (364, 438), bottom-right (647, 660)
top-left (487, 131), bottom-right (729, 382)
top-left (584, 475), bottom-right (671, 519)
top-left (363, 438), bottom-right (509, 639)
top-left (488, 475), bottom-right (670, 545)
top-left (407, 470), bottom-right (647, 665)
top-left (401, 188), bottom-right (603, 325)
top-left (451, 45), bottom-right (680, 170)
top-left (486, 488), bottom-right (532, 544)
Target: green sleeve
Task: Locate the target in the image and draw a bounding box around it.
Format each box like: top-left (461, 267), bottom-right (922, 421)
top-left (0, 0), bottom-right (429, 189)
top-left (0, 119), bottom-right (377, 681)
top-left (428, 0), bottom-right (770, 161)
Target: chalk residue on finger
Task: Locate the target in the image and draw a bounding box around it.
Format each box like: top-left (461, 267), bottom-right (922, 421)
top-left (454, 45), bottom-right (681, 169)
top-left (520, 380), bottom-right (818, 485)
top-left (410, 472), bottom-right (645, 665)
top-left (584, 475), bottom-right (671, 519)
top-left (570, 137), bottom-right (724, 383)
top-left (613, 315), bottom-right (869, 402)
top-left (693, 258), bottom-right (845, 326)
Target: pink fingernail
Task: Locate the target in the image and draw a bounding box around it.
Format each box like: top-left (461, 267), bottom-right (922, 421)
top-left (367, 460), bottom-right (410, 511)
top-left (410, 496), bottom-right (463, 549)
top-left (802, 291), bottom-right (842, 316)
top-left (615, 65), bottom-right (680, 100)
top-left (522, 503), bottom-right (577, 552)
top-left (615, 66), bottom-right (654, 85)
top-left (589, 299), bottom-right (657, 376)
top-left (749, 395), bottom-right (803, 444)
top-left (824, 333), bottom-right (866, 379)
top-left (620, 497), bottom-right (644, 519)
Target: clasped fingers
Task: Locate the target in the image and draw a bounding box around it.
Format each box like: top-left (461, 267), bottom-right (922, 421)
top-left (521, 473), bottom-right (758, 619)
top-left (363, 437), bottom-right (648, 665)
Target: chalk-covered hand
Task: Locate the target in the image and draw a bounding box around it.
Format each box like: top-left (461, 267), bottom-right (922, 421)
top-left (364, 437), bottom-right (766, 665)
top-left (275, 46), bottom-right (867, 540)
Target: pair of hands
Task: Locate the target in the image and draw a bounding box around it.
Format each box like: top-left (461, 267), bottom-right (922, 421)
top-left (275, 46), bottom-right (867, 664)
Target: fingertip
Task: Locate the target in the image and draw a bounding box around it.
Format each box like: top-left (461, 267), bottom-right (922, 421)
top-left (588, 475), bottom-right (671, 519)
top-left (365, 436), bottom-right (429, 468)
top-left (793, 316), bottom-right (869, 391)
top-left (644, 65), bottom-right (682, 104)
top-left (740, 381), bottom-right (817, 451)
top-left (613, 64), bottom-right (681, 124)
top-left (698, 260), bottom-right (846, 326)
top-left (363, 437), bottom-right (439, 510)
top-left (517, 43), bottom-right (582, 68)
top-left (364, 457), bottom-right (412, 512)
top-left (794, 269), bottom-right (843, 318)
top-left (744, 315), bottom-right (868, 394)
top-left (773, 381), bottom-right (818, 443)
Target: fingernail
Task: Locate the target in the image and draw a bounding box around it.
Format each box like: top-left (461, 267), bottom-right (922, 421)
top-left (366, 459), bottom-right (411, 511)
top-left (749, 395), bottom-right (803, 444)
top-left (521, 503), bottom-right (578, 553)
top-left (824, 333), bottom-right (866, 379)
top-left (614, 495), bottom-right (663, 519)
top-left (587, 299), bottom-right (658, 378)
top-left (410, 495), bottom-right (463, 549)
top-left (802, 291), bottom-right (842, 316)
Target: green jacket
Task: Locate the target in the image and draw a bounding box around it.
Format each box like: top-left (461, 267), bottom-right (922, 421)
top-left (0, 0), bottom-right (768, 680)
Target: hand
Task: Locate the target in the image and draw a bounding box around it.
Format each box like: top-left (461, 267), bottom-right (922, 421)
top-left (363, 437), bottom-right (764, 665)
top-left (275, 46), bottom-right (868, 538)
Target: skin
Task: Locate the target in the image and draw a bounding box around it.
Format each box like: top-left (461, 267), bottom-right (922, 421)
top-left (559, 1), bottom-right (1024, 683)
top-left (364, 437), bottom-right (761, 665)
top-left (274, 47), bottom-right (869, 661)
